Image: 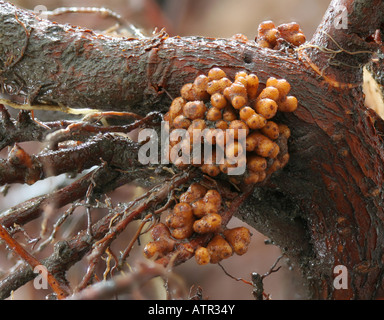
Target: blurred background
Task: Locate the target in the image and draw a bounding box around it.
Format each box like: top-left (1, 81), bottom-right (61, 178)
top-left (0, 0), bottom-right (330, 300)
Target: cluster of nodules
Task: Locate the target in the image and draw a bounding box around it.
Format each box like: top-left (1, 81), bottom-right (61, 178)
top-left (256, 21), bottom-right (306, 49)
top-left (164, 67), bottom-right (296, 185)
top-left (144, 183), bottom-right (251, 265)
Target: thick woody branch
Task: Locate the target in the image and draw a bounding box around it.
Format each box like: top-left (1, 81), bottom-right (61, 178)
top-left (0, 165), bottom-right (133, 228)
top-left (0, 105), bottom-right (161, 150)
top-left (0, 133), bottom-right (142, 186)
top-left (301, 0), bottom-right (383, 86)
top-left (0, 0), bottom-right (381, 115)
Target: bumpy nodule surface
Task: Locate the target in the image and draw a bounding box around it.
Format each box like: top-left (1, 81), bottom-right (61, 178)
top-left (164, 67), bottom-right (297, 185)
top-left (144, 183), bottom-right (253, 265)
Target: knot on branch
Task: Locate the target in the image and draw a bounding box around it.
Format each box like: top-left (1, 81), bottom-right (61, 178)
top-left (53, 240), bottom-right (72, 260)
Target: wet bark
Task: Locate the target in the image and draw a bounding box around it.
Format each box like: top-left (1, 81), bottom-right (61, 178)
top-left (0, 0), bottom-right (383, 299)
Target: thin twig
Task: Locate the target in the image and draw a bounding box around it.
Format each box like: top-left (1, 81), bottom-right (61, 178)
top-left (217, 263), bottom-right (252, 286)
top-left (119, 213), bottom-right (153, 265)
top-left (67, 261), bottom-right (172, 300)
top-left (75, 170), bottom-right (195, 292)
top-left (0, 224), bottom-right (70, 299)
top-left (261, 254), bottom-right (283, 279)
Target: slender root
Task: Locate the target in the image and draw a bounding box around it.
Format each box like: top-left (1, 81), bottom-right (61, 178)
top-left (0, 224), bottom-right (71, 299)
top-left (119, 213), bottom-right (153, 265)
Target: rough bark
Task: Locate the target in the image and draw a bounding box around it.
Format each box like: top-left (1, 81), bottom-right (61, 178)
top-left (0, 0), bottom-right (383, 299)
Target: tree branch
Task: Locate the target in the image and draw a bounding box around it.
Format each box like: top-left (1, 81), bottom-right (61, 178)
top-left (0, 133), bottom-right (142, 185)
top-left (0, 169), bottom-right (192, 299)
top-left (300, 0), bottom-right (383, 87)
